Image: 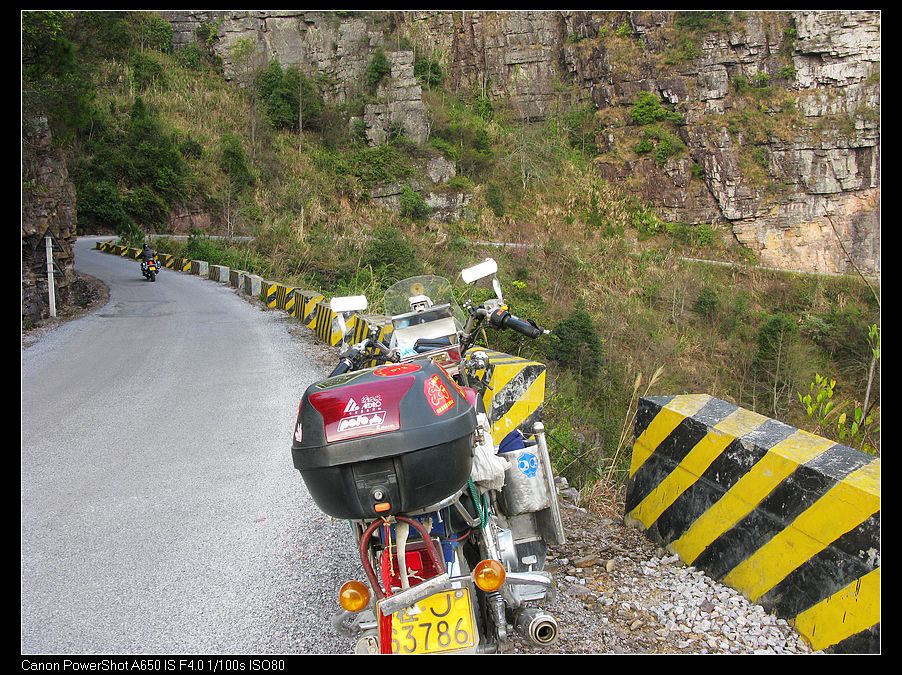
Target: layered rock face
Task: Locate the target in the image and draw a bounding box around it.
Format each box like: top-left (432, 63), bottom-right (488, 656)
top-left (165, 10), bottom-right (880, 274)
top-left (22, 117), bottom-right (79, 324)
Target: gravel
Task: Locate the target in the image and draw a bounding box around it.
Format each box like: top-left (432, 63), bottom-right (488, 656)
top-left (508, 480), bottom-right (820, 655)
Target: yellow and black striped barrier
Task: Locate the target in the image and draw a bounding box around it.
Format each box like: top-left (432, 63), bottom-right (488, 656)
top-left (626, 394), bottom-right (880, 654)
top-left (299, 291), bottom-right (325, 329)
top-left (312, 301), bottom-right (346, 347)
top-left (263, 282), bottom-right (297, 311)
top-left (472, 349), bottom-right (546, 440)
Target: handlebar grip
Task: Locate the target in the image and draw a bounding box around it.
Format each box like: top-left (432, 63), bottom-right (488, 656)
top-left (490, 309), bottom-right (544, 339)
top-left (328, 360), bottom-right (352, 378)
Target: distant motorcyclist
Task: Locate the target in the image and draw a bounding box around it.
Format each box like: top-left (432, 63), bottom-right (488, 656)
top-left (140, 242), bottom-right (156, 262)
top-left (140, 242), bottom-right (159, 280)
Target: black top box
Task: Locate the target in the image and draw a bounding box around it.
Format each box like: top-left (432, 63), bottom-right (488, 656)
top-left (292, 361), bottom-right (477, 519)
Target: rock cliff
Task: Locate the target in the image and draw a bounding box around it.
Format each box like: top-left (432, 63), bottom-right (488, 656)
top-left (163, 10), bottom-right (880, 275)
top-left (22, 117), bottom-right (79, 325)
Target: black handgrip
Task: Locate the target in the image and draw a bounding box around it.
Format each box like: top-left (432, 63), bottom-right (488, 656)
top-left (328, 360), bottom-right (352, 378)
top-left (489, 309), bottom-right (543, 338)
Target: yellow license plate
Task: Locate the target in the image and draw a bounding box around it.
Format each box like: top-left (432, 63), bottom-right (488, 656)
top-left (389, 588), bottom-right (477, 654)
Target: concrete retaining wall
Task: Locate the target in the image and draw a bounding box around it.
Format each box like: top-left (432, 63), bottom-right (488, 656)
top-left (626, 394), bottom-right (880, 653)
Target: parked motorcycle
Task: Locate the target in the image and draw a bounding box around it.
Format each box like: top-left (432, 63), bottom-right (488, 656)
top-left (141, 257), bottom-right (159, 282)
top-left (291, 258), bottom-right (566, 654)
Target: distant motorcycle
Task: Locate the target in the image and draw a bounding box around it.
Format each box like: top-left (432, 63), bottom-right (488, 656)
top-left (141, 257), bottom-right (159, 282)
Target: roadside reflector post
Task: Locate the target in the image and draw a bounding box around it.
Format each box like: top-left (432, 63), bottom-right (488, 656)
top-left (46, 234), bottom-right (56, 318)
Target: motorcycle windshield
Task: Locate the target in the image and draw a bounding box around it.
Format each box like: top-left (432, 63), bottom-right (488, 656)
top-left (384, 276), bottom-right (465, 327)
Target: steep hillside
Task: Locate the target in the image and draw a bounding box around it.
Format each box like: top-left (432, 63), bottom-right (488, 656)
top-left (22, 10), bottom-right (880, 490)
top-left (165, 10), bottom-right (879, 276)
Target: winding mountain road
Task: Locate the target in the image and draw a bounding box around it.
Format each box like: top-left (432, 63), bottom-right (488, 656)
top-left (22, 237), bottom-right (358, 655)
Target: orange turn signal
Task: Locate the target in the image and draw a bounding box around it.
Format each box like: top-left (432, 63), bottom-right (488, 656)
top-left (339, 580), bottom-right (371, 613)
top-left (473, 559), bottom-right (506, 592)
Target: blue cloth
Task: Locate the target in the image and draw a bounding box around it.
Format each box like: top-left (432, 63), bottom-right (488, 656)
top-left (498, 429), bottom-right (526, 454)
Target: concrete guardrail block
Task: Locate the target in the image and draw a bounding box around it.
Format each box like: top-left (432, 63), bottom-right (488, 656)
top-left (626, 394), bottom-right (880, 653)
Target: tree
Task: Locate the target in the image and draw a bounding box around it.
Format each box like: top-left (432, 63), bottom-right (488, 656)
top-left (548, 308), bottom-right (604, 378)
top-left (219, 133), bottom-right (254, 238)
top-left (229, 37), bottom-right (260, 160)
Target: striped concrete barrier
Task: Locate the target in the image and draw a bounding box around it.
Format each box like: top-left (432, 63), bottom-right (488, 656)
top-left (263, 282), bottom-right (298, 311)
top-left (209, 265), bottom-right (230, 283)
top-left (625, 394), bottom-right (880, 653)
top-left (190, 260), bottom-right (209, 276)
top-left (472, 349), bottom-right (546, 440)
top-left (298, 291), bottom-right (325, 328)
top-left (312, 300), bottom-right (344, 347)
top-left (243, 274), bottom-right (262, 298)
top-left (229, 269), bottom-right (246, 288)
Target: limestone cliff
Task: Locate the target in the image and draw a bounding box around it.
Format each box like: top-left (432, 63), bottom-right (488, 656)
top-left (164, 10), bottom-right (880, 275)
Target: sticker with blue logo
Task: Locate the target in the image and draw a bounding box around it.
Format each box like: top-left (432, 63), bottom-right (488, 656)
top-left (517, 453), bottom-right (539, 478)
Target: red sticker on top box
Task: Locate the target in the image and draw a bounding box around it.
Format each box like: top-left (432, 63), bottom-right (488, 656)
top-left (424, 374), bottom-right (456, 416)
top-left (374, 363), bottom-right (422, 377)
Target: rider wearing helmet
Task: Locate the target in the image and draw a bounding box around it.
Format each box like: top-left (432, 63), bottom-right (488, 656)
top-left (140, 241), bottom-right (156, 262)
top-left (140, 241), bottom-right (157, 275)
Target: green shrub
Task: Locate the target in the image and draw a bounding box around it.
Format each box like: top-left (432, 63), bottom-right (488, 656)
top-left (694, 287), bottom-right (720, 318)
top-left (695, 223), bottom-right (716, 247)
top-left (630, 91), bottom-right (683, 126)
top-left (472, 92), bottom-right (494, 122)
top-left (256, 60), bottom-right (325, 132)
top-left (547, 308), bottom-right (604, 376)
top-left (756, 313), bottom-right (799, 363)
top-left (351, 118), bottom-right (367, 144)
top-left (485, 183), bottom-right (505, 217)
top-left (129, 12), bottom-right (172, 53)
top-left (360, 226), bottom-right (422, 281)
top-left (131, 51), bottom-right (166, 91)
top-left (634, 124), bottom-right (686, 165)
top-left (219, 132), bottom-right (254, 189)
top-left (175, 43), bottom-right (203, 70)
top-left (674, 11), bottom-right (734, 32)
top-left (414, 57), bottom-right (443, 88)
top-left (77, 180), bottom-right (132, 232)
top-left (125, 185), bottom-right (169, 229)
top-left (367, 48), bottom-right (391, 88)
top-left (630, 203), bottom-right (663, 236)
top-left (178, 136), bottom-right (203, 159)
top-left (778, 65), bottom-right (796, 80)
top-left (338, 144), bottom-right (413, 188)
top-left (399, 185), bottom-right (430, 220)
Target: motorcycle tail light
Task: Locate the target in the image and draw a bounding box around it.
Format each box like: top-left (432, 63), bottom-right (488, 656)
top-left (339, 580), bottom-right (371, 613)
top-left (473, 559), bottom-right (506, 592)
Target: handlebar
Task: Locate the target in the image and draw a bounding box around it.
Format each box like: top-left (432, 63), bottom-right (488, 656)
top-left (327, 336), bottom-right (400, 378)
top-left (488, 308), bottom-right (544, 339)
top-left (328, 358), bottom-right (354, 378)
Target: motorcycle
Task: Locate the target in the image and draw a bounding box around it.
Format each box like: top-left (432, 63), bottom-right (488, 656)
top-left (291, 258), bottom-right (566, 654)
top-left (141, 257), bottom-right (159, 282)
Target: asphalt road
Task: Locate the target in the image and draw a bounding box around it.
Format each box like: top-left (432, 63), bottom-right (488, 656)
top-left (22, 237), bottom-right (360, 655)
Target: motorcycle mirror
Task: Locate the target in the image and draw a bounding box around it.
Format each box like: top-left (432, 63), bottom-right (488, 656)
top-left (330, 295), bottom-right (368, 314)
top-left (461, 258), bottom-right (498, 284)
top-left (493, 278), bottom-right (504, 304)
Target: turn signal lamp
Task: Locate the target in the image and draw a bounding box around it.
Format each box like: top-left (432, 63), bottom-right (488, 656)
top-left (473, 559), bottom-right (506, 592)
top-left (339, 580), bottom-right (371, 613)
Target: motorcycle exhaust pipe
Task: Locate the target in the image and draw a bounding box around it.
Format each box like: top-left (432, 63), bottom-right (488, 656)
top-left (513, 608), bottom-right (559, 647)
